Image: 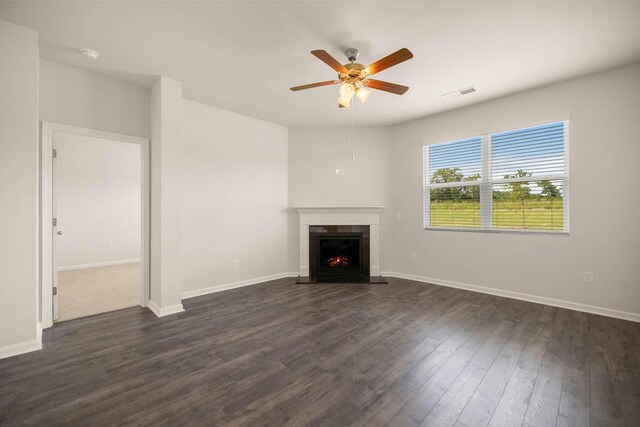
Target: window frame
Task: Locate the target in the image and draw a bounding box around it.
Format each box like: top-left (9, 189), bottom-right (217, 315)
top-left (423, 120), bottom-right (570, 235)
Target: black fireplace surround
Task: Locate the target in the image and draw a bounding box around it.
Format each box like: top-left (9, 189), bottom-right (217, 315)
top-left (309, 225), bottom-right (370, 281)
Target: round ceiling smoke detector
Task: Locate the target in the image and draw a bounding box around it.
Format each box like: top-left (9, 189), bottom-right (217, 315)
top-left (80, 48), bottom-right (99, 60)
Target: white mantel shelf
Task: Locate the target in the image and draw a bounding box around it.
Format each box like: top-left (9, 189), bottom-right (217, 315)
top-left (293, 206), bottom-right (384, 215)
top-left (295, 206), bottom-right (384, 277)
top-left (294, 207), bottom-right (384, 212)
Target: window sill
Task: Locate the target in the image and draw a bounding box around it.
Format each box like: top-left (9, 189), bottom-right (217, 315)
top-left (424, 227), bottom-right (569, 236)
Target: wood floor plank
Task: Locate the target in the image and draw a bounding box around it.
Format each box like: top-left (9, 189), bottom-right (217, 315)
top-left (557, 346), bottom-right (590, 427)
top-left (387, 347), bottom-right (475, 427)
top-left (1, 277), bottom-right (639, 427)
top-left (348, 380), bottom-right (419, 427)
top-left (457, 320), bottom-right (536, 426)
top-left (522, 338), bottom-right (568, 426)
top-left (420, 364), bottom-right (487, 427)
top-left (487, 323), bottom-right (549, 427)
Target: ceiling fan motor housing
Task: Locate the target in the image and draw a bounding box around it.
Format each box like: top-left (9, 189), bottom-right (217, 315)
top-left (342, 63), bottom-right (367, 83)
top-left (342, 49), bottom-right (367, 81)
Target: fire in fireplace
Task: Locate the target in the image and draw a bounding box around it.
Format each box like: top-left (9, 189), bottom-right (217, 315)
top-left (326, 256), bottom-right (351, 268)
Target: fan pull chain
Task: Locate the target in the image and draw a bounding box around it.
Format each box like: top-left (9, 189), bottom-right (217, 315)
top-left (350, 99), bottom-right (356, 160)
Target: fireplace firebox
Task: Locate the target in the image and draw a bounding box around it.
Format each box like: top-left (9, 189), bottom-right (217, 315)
top-left (317, 235), bottom-right (362, 277)
top-left (309, 225), bottom-right (370, 281)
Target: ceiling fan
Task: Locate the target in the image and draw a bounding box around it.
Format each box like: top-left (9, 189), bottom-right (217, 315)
top-left (290, 48), bottom-right (413, 108)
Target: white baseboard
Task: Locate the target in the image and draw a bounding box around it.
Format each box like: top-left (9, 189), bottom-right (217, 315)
top-left (0, 323), bottom-right (43, 360)
top-left (381, 271), bottom-right (640, 323)
top-left (181, 272), bottom-right (298, 300)
top-left (147, 300), bottom-right (185, 317)
top-left (58, 258), bottom-right (141, 271)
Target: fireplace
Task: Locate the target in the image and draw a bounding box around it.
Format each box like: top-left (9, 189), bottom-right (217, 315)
top-left (317, 235), bottom-right (362, 277)
top-left (309, 225), bottom-right (370, 281)
top-left (295, 207), bottom-right (386, 284)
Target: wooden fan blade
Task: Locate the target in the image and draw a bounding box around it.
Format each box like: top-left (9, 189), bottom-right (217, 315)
top-left (365, 48), bottom-right (413, 76)
top-left (363, 79), bottom-right (409, 95)
top-left (290, 80), bottom-right (338, 91)
top-left (311, 50), bottom-right (348, 73)
top-left (338, 103), bottom-right (346, 108)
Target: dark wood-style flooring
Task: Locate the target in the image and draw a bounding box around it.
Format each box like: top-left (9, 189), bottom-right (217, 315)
top-left (1, 277), bottom-right (639, 426)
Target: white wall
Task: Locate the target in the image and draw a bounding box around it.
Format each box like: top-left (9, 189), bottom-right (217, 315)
top-left (0, 19), bottom-right (40, 355)
top-left (287, 127), bottom-right (393, 273)
top-left (55, 134), bottom-right (141, 269)
top-left (180, 99), bottom-right (289, 294)
top-left (149, 76), bottom-right (183, 313)
top-left (40, 59), bottom-right (150, 137)
top-left (390, 63), bottom-right (640, 317)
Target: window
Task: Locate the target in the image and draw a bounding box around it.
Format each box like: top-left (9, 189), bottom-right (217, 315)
top-left (424, 121), bottom-right (568, 233)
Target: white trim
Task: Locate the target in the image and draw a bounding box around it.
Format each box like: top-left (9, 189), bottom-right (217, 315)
top-left (563, 120), bottom-right (571, 233)
top-left (294, 206), bottom-right (384, 215)
top-left (423, 145), bottom-right (429, 229)
top-left (40, 123), bottom-right (54, 327)
top-left (57, 258), bottom-right (141, 272)
top-left (381, 271), bottom-right (640, 323)
top-left (480, 135), bottom-right (492, 229)
top-left (424, 227), bottom-right (569, 236)
top-left (181, 272), bottom-right (297, 300)
top-left (40, 122), bottom-right (151, 328)
top-left (0, 323), bottom-right (43, 360)
top-left (42, 123), bottom-right (148, 146)
top-left (147, 301), bottom-right (185, 317)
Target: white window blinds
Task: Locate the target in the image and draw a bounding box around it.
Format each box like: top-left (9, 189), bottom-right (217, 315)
top-left (424, 121), bottom-right (569, 233)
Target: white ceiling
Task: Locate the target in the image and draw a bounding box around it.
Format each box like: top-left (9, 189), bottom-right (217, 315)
top-left (1, 1), bottom-right (639, 127)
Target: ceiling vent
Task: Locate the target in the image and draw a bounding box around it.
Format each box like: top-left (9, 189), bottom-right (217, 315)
top-left (442, 86), bottom-right (476, 99)
top-left (79, 48), bottom-right (99, 60)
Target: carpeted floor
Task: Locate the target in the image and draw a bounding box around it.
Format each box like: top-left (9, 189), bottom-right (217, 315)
top-left (57, 262), bottom-right (141, 321)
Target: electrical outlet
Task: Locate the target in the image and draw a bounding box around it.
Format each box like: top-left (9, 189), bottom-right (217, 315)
top-left (233, 259), bottom-right (239, 269)
top-left (108, 243), bottom-right (115, 252)
top-left (334, 168), bottom-right (340, 176)
top-left (583, 271), bottom-right (593, 283)
top-left (411, 253), bottom-right (418, 261)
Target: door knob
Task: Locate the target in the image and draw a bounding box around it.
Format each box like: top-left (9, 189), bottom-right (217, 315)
top-left (57, 231), bottom-right (62, 235)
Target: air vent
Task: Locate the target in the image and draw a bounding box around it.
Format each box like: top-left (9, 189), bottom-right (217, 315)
top-left (442, 86), bottom-right (476, 99)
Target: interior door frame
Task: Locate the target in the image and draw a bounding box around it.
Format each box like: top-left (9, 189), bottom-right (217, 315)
top-left (40, 122), bottom-right (150, 328)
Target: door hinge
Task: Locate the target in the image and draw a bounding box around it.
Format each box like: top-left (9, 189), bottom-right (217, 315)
top-left (52, 148), bottom-right (57, 158)
top-left (53, 217), bottom-right (57, 227)
top-left (53, 286), bottom-right (58, 296)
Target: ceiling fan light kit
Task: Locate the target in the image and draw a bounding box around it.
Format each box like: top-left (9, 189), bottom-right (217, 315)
top-left (290, 47), bottom-right (413, 108)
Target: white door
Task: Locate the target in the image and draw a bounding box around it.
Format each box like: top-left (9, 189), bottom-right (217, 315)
top-left (52, 135), bottom-right (60, 321)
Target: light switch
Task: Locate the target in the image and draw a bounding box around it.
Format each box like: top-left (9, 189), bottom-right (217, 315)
top-left (583, 271), bottom-right (593, 283)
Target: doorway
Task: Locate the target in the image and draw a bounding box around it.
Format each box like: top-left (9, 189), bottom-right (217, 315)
top-left (41, 123), bottom-right (149, 326)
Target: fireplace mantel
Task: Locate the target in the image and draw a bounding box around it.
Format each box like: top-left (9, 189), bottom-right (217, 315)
top-left (295, 206), bottom-right (384, 213)
top-left (295, 206), bottom-right (384, 277)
